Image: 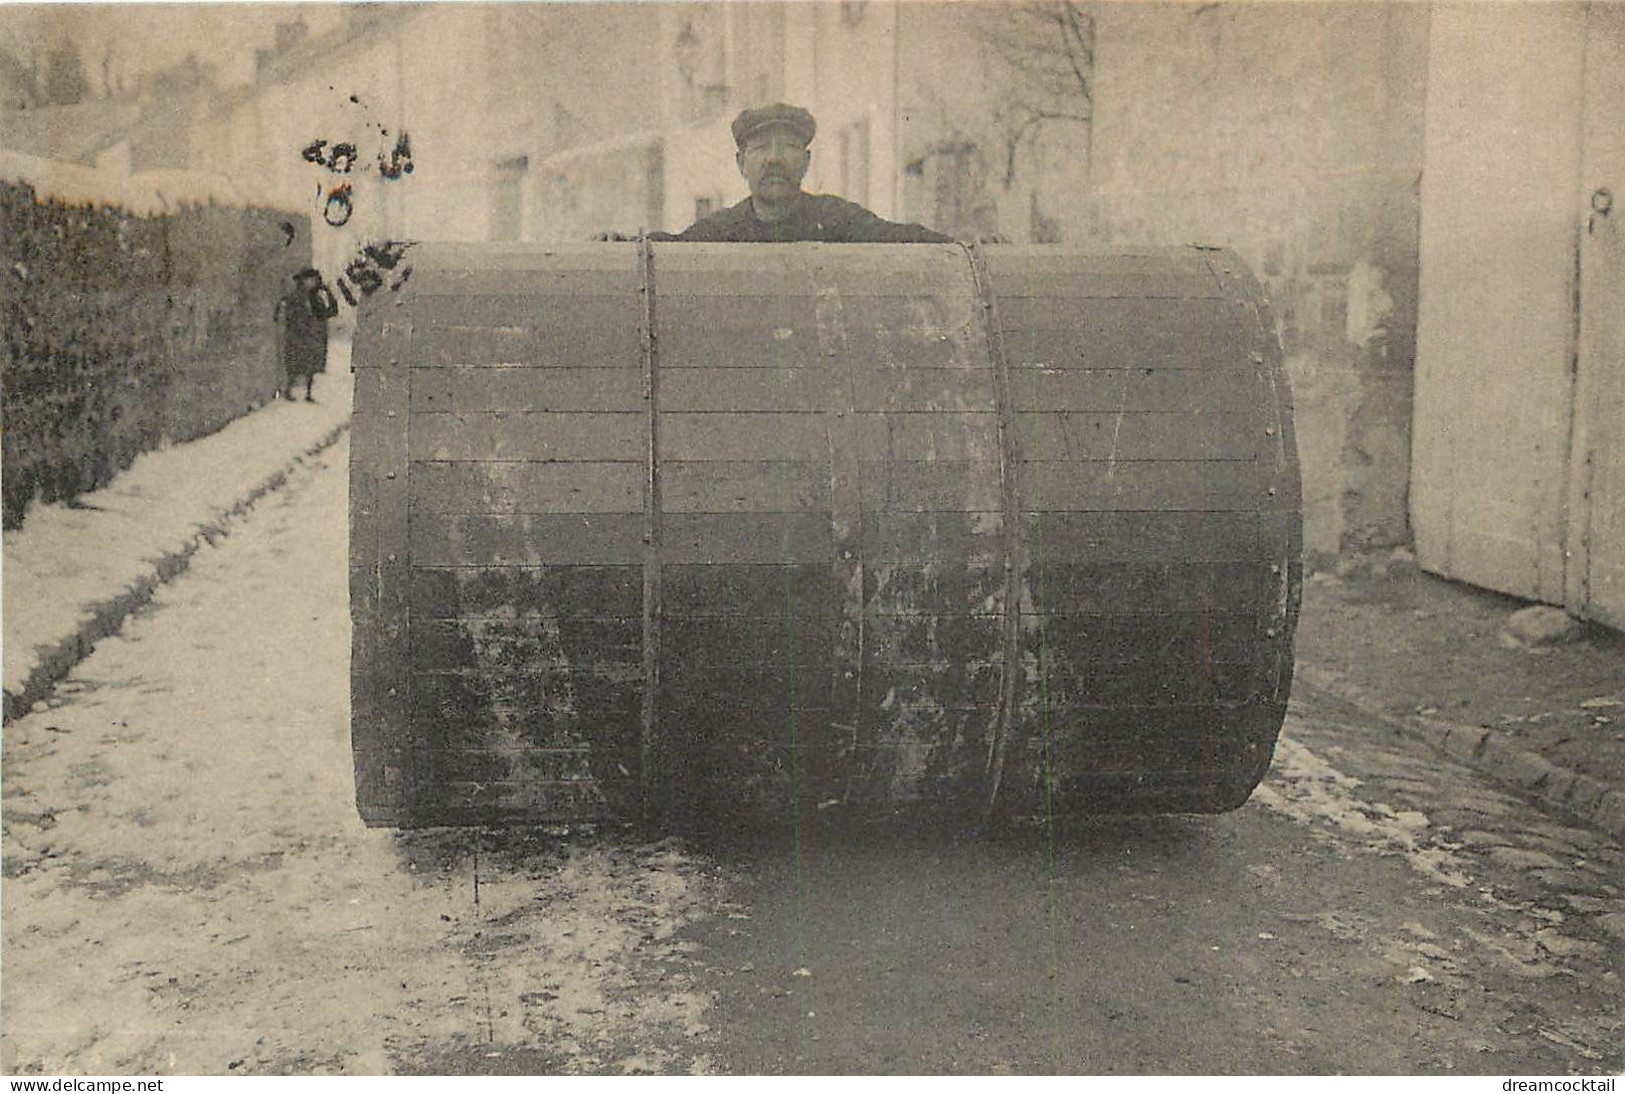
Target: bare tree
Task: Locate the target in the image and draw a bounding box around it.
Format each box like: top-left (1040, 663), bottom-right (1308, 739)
top-left (971, 1), bottom-right (1095, 187)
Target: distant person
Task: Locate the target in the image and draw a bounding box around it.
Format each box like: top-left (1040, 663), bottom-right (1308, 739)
top-left (612, 104), bottom-right (953, 244)
top-left (274, 280), bottom-right (328, 402)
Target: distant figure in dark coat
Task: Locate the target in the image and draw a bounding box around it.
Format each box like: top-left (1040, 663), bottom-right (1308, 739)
top-left (274, 281), bottom-right (328, 402)
top-left (648, 103), bottom-right (953, 244)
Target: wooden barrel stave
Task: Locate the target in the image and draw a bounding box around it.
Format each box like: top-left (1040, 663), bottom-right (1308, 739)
top-left (350, 243), bottom-right (1301, 826)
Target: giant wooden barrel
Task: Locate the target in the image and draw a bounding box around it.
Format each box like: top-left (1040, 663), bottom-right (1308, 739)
top-left (350, 242), bottom-right (1301, 827)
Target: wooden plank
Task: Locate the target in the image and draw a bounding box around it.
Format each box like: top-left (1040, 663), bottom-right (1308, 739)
top-left (410, 708), bottom-right (637, 756)
top-left (661, 413), bottom-right (830, 461)
top-left (409, 745), bottom-right (641, 794)
top-left (411, 513), bottom-right (645, 566)
top-left (1567, 2), bottom-right (1625, 627)
top-left (638, 234), bottom-right (663, 816)
top-left (406, 267), bottom-right (635, 298)
top-left (409, 326), bottom-right (638, 370)
top-left (358, 314), bottom-right (413, 780)
top-left (416, 662), bottom-right (644, 690)
top-left (411, 368), bottom-right (640, 412)
top-left (1030, 655), bottom-right (1263, 706)
top-left (1019, 511), bottom-right (1263, 562)
top-left (1023, 560), bottom-right (1277, 614)
top-left (411, 291), bottom-right (637, 330)
top-left (411, 747), bottom-right (603, 784)
top-left (350, 319), bottom-right (415, 820)
top-left (848, 413), bottom-right (1001, 462)
top-left (658, 326), bottom-right (826, 369)
top-left (410, 461), bottom-right (643, 514)
top-left (411, 616), bottom-right (641, 671)
top-left (654, 237), bottom-right (966, 273)
top-left (664, 512), bottom-right (833, 564)
top-left (413, 513), bottom-right (834, 568)
top-left (658, 299), bottom-right (981, 370)
top-left (1012, 412), bottom-right (1259, 461)
top-left (1032, 611), bottom-right (1261, 665)
top-left (353, 367), bottom-right (384, 414)
top-left (858, 659), bottom-right (1004, 708)
top-left (662, 368), bottom-right (831, 412)
top-left (864, 563), bottom-right (1006, 610)
top-left (410, 413), bottom-right (643, 461)
top-left (1014, 460), bottom-right (1264, 513)
top-left (412, 614), bottom-right (642, 645)
top-left (653, 363), bottom-right (1033, 416)
top-left (662, 461), bottom-right (831, 514)
top-left (863, 611), bottom-right (1004, 663)
top-left (398, 780), bottom-right (632, 823)
top-left (856, 461), bottom-right (1002, 513)
top-left (660, 613), bottom-right (838, 666)
top-left (412, 304), bottom-right (639, 368)
top-left (410, 241), bottom-right (638, 274)
top-left (998, 297), bottom-right (1247, 359)
top-left (664, 563), bottom-right (833, 616)
top-left (659, 662), bottom-right (837, 711)
top-left (658, 701), bottom-right (834, 731)
top-left (1019, 702), bottom-right (1222, 737)
top-left (409, 565), bottom-right (641, 619)
top-left (980, 267), bottom-right (1223, 301)
top-left (657, 295), bottom-right (818, 337)
top-left (1039, 714), bottom-right (1260, 777)
top-left (983, 249), bottom-right (1208, 277)
top-left (860, 512), bottom-right (1005, 565)
top-left (646, 268), bottom-right (834, 298)
top-left (412, 675), bottom-right (640, 746)
top-left (848, 367), bottom-right (995, 411)
top-left (654, 242), bottom-right (970, 294)
top-left (348, 386), bottom-right (383, 751)
top-left (805, 260), bottom-right (870, 758)
top-left (1006, 368), bottom-right (1260, 412)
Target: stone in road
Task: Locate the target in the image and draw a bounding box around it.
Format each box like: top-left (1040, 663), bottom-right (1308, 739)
top-left (2, 437), bottom-right (1620, 1074)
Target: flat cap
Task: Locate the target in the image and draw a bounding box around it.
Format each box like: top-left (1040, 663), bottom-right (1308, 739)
top-left (732, 103), bottom-right (817, 149)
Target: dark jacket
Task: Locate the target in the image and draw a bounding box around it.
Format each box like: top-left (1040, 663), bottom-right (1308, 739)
top-left (654, 193), bottom-right (952, 244)
top-left (274, 289), bottom-right (328, 377)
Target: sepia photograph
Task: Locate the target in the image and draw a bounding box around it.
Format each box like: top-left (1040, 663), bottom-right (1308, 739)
top-left (1, 0), bottom-right (1621, 1078)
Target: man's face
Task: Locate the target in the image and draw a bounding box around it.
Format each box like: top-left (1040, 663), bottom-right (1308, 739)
top-left (736, 126), bottom-right (811, 204)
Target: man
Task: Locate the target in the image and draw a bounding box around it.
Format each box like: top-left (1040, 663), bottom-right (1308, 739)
top-left (650, 103), bottom-right (953, 244)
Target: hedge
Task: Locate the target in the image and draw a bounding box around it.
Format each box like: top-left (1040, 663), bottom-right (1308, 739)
top-left (1, 180), bottom-right (312, 529)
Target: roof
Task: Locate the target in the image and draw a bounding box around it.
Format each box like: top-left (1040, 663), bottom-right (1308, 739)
top-left (0, 98), bottom-right (142, 165)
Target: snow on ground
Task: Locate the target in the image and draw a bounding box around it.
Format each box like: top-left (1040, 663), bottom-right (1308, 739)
top-left (2, 357), bottom-right (352, 701)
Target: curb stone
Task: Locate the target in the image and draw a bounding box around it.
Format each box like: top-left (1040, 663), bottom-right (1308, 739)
top-left (1293, 663), bottom-right (1625, 846)
top-left (1, 420), bottom-right (351, 725)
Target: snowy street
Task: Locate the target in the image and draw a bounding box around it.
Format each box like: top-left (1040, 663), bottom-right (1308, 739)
top-left (3, 434), bottom-right (1622, 1074)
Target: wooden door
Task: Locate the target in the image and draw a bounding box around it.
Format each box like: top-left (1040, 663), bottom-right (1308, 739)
top-left (1414, 4), bottom-right (1625, 627)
